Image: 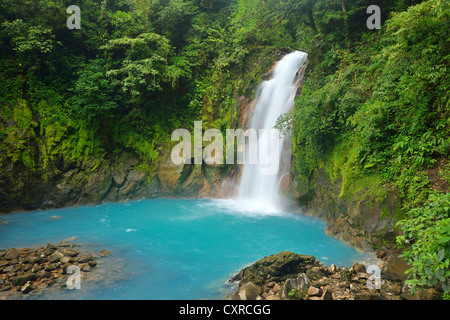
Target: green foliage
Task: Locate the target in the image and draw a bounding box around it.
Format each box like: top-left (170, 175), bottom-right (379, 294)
top-left (326, 136), bottom-right (389, 203)
top-left (286, 0), bottom-right (449, 296)
top-left (102, 33), bottom-right (174, 95)
top-left (67, 59), bottom-right (119, 121)
top-left (154, 0), bottom-right (198, 45)
top-left (1, 19), bottom-right (60, 76)
top-left (291, 0), bottom-right (449, 199)
top-left (396, 193), bottom-right (450, 294)
top-left (0, 100), bottom-right (38, 169)
top-left (2, 19), bottom-right (57, 54)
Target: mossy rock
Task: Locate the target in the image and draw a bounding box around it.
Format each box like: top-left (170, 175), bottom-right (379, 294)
top-left (306, 268), bottom-right (323, 281)
top-left (10, 273), bottom-right (37, 287)
top-left (230, 251), bottom-right (316, 286)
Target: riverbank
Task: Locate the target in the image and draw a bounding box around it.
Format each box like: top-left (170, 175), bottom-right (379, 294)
top-left (0, 241), bottom-right (112, 299)
top-left (1, 242), bottom-right (443, 300)
top-left (227, 251), bottom-right (443, 300)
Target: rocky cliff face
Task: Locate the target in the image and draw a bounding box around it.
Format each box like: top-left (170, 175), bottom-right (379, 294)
top-left (0, 95), bottom-right (248, 213)
top-left (289, 164), bottom-right (400, 252)
top-left (0, 145), bottom-right (242, 213)
top-left (0, 152), bottom-right (153, 213)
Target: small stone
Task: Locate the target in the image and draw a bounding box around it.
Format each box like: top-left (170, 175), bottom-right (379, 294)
top-left (98, 249), bottom-right (111, 257)
top-left (58, 241), bottom-right (70, 247)
top-left (319, 266), bottom-right (329, 276)
top-left (329, 264), bottom-right (337, 273)
top-left (351, 263), bottom-right (366, 274)
top-left (60, 256), bottom-right (71, 264)
top-left (21, 264), bottom-right (31, 272)
top-left (61, 248), bottom-right (79, 257)
top-left (10, 273), bottom-right (37, 286)
top-left (19, 248), bottom-right (31, 255)
top-left (35, 256), bottom-right (48, 264)
top-left (0, 285), bottom-right (11, 292)
top-left (31, 263), bottom-right (43, 272)
top-left (2, 265), bottom-right (18, 273)
top-left (45, 264), bottom-right (57, 271)
top-left (0, 261), bottom-right (10, 268)
top-left (21, 282), bottom-right (34, 294)
top-left (78, 253), bottom-right (92, 263)
top-left (272, 283), bottom-right (280, 294)
top-left (45, 243), bottom-right (57, 251)
top-left (49, 250), bottom-right (64, 262)
top-left (307, 286), bottom-right (321, 297)
top-left (42, 249), bottom-right (54, 256)
top-left (4, 248), bottom-right (19, 260)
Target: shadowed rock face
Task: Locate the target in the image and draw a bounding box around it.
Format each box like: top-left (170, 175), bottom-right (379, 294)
top-left (0, 152), bottom-right (159, 213)
top-left (0, 145), bottom-right (239, 214)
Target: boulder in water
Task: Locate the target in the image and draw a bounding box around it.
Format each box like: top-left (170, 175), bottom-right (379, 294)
top-left (229, 251), bottom-right (316, 286)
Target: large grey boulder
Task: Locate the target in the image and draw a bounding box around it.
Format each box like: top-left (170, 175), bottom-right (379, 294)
top-left (281, 273), bottom-right (311, 299)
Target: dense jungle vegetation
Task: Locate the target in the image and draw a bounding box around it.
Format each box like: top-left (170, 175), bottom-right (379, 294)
top-left (0, 0), bottom-right (448, 296)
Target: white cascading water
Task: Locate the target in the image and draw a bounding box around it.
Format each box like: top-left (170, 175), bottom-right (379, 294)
top-left (238, 50), bottom-right (308, 213)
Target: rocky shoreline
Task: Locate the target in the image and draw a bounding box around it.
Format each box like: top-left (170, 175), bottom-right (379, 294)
top-left (1, 243), bottom-right (443, 300)
top-left (227, 251), bottom-right (443, 300)
top-left (0, 241), bottom-right (112, 299)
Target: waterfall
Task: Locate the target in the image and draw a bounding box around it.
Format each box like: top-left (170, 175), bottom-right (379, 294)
top-left (238, 51), bottom-right (307, 213)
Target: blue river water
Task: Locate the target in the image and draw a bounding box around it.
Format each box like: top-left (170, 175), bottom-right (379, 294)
top-left (0, 198), bottom-right (371, 299)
